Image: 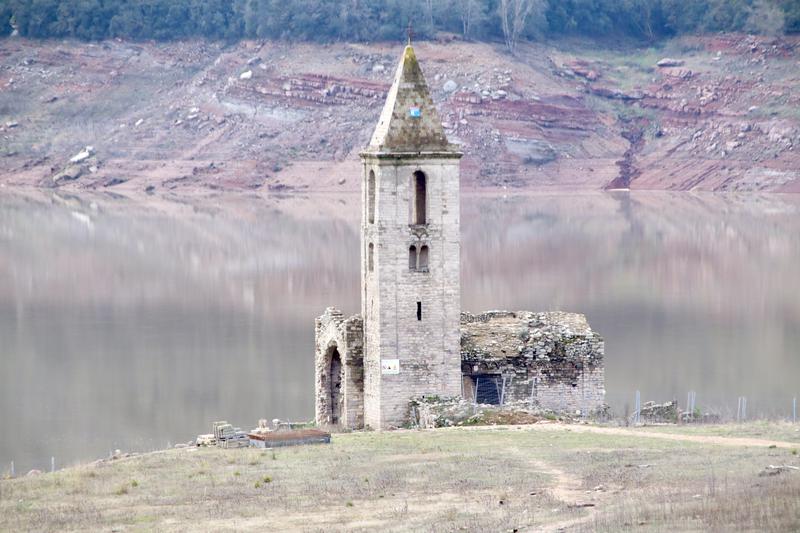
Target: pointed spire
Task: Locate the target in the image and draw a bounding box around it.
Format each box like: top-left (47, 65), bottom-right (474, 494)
top-left (367, 44), bottom-right (454, 153)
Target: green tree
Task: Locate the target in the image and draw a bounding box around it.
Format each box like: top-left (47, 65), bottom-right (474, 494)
top-left (53, 0), bottom-right (115, 40)
top-left (746, 0), bottom-right (786, 35)
top-left (0, 0), bottom-right (13, 37)
top-left (0, 0), bottom-right (794, 42)
top-left (242, 0), bottom-right (270, 38)
top-left (10, 0), bottom-right (59, 37)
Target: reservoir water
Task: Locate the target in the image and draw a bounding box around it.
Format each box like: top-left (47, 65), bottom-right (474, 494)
top-left (1, 190), bottom-right (799, 473)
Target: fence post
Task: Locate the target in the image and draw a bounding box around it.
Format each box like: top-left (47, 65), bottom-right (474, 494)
top-left (737, 397), bottom-right (747, 422)
top-left (10, 461), bottom-right (14, 478)
top-left (51, 456), bottom-right (55, 473)
top-left (793, 397), bottom-right (797, 423)
top-left (529, 379), bottom-right (535, 408)
top-left (634, 390), bottom-right (641, 425)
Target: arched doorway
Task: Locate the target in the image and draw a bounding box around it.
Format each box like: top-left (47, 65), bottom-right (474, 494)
top-left (327, 345), bottom-right (343, 425)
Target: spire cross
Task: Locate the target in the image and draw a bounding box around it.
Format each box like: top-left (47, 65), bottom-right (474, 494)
top-left (406, 21), bottom-right (414, 45)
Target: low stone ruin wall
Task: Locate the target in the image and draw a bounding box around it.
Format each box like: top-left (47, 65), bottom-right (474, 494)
top-left (314, 308), bottom-right (606, 430)
top-left (460, 311), bottom-right (606, 416)
top-left (639, 400), bottom-right (679, 423)
top-left (314, 307), bottom-right (364, 430)
top-left (409, 396), bottom-right (583, 428)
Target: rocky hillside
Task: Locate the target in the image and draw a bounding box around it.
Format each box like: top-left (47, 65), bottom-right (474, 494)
top-left (0, 34), bottom-right (798, 193)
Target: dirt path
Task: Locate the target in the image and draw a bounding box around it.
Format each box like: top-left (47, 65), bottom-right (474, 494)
top-left (446, 423), bottom-right (797, 449)
top-left (527, 459), bottom-right (602, 533)
top-left (515, 423), bottom-right (797, 532)
top-left (528, 423), bottom-right (798, 449)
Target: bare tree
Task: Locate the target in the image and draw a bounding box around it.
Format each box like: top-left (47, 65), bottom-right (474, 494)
top-left (425, 0), bottom-right (435, 31)
top-left (498, 0), bottom-right (543, 54)
top-left (627, 0), bottom-right (658, 41)
top-left (456, 0), bottom-right (476, 39)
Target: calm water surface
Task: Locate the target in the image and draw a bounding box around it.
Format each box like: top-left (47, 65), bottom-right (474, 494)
top-left (1, 191), bottom-right (799, 472)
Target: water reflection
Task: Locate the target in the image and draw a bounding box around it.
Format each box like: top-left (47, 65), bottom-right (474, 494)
top-left (1, 191), bottom-right (799, 472)
top-left (461, 193), bottom-right (800, 420)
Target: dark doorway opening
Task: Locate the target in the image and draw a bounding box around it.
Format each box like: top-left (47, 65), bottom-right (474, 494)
top-left (471, 375), bottom-right (502, 405)
top-left (329, 347), bottom-right (343, 425)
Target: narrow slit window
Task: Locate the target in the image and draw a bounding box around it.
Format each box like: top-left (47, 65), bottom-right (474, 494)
top-left (368, 242), bottom-right (374, 272)
top-left (367, 170), bottom-right (375, 224)
top-left (411, 171), bottom-right (426, 225)
top-left (418, 245), bottom-right (429, 270)
top-left (408, 245), bottom-right (417, 271)
top-left (416, 301), bottom-right (422, 321)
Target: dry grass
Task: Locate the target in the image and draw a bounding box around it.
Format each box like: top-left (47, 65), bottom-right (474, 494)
top-left (585, 463), bottom-right (800, 532)
top-left (635, 420), bottom-right (800, 444)
top-left (1, 424), bottom-right (799, 532)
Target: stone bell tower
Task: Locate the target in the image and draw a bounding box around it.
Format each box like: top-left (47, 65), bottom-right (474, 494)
top-left (360, 43), bottom-right (462, 429)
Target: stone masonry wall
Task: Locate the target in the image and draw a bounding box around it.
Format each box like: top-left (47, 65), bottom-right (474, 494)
top-left (361, 155), bottom-right (462, 429)
top-left (314, 308), bottom-right (364, 430)
top-left (461, 311), bottom-right (605, 415)
top-left (314, 308), bottom-right (605, 428)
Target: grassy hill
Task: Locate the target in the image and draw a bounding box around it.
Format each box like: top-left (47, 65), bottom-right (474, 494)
top-left (2, 422), bottom-right (799, 531)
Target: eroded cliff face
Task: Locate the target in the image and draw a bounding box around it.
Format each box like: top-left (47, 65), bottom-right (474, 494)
top-left (0, 35), bottom-right (798, 193)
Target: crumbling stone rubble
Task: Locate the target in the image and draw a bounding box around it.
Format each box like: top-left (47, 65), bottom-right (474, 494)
top-left (409, 396), bottom-right (579, 428)
top-left (638, 400), bottom-right (678, 423)
top-left (460, 311), bottom-right (605, 416)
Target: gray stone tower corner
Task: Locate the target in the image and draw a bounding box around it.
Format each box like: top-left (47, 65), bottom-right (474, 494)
top-left (359, 44), bottom-right (463, 429)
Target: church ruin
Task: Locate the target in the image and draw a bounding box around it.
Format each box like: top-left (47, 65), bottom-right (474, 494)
top-left (315, 42), bottom-right (605, 430)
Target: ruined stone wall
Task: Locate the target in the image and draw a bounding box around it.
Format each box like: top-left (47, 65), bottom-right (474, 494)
top-left (461, 311), bottom-right (605, 415)
top-left (314, 308), bottom-right (364, 429)
top-left (340, 315), bottom-right (364, 428)
top-left (361, 155), bottom-right (462, 429)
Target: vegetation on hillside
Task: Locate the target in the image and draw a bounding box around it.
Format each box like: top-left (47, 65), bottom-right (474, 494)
top-left (0, 0), bottom-right (797, 49)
